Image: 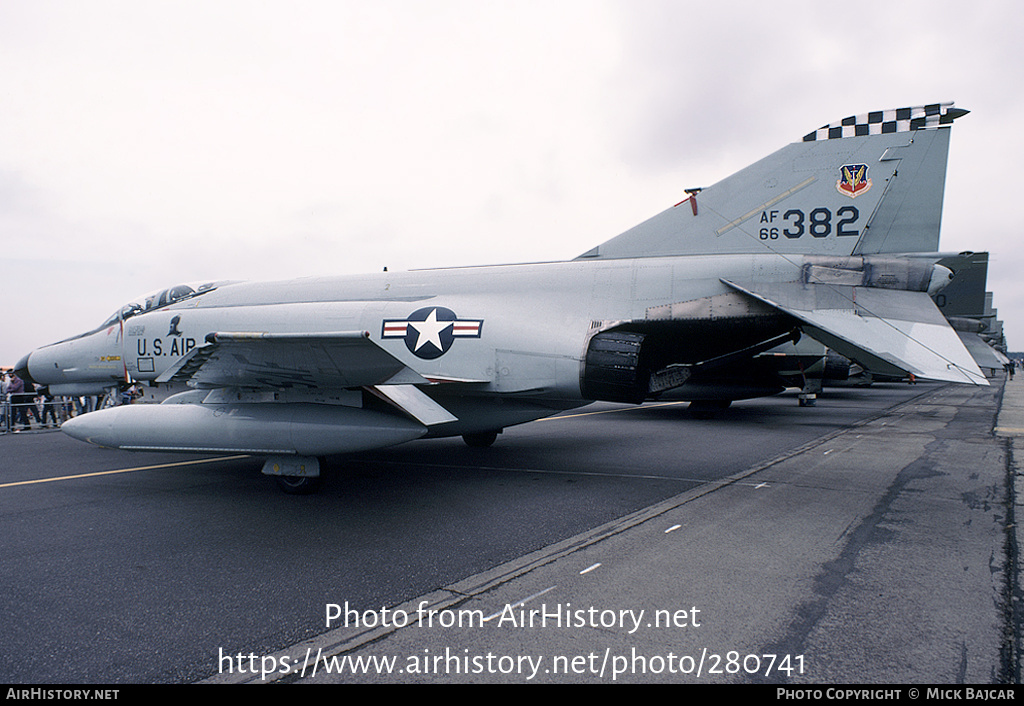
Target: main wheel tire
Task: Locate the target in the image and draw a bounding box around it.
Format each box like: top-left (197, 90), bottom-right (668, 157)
top-left (462, 431), bottom-right (499, 448)
top-left (274, 474), bottom-right (323, 495)
top-left (688, 400), bottom-right (731, 419)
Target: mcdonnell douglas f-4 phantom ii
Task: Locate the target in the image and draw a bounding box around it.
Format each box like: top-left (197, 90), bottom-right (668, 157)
top-left (17, 102), bottom-right (986, 492)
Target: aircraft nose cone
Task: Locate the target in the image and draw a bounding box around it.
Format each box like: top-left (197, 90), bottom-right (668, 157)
top-left (14, 352), bottom-right (34, 385)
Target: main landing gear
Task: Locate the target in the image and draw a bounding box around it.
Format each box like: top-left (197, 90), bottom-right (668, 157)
top-left (263, 456), bottom-right (323, 495)
top-left (462, 430), bottom-right (501, 448)
top-left (274, 474), bottom-right (323, 495)
top-left (687, 400), bottom-right (732, 419)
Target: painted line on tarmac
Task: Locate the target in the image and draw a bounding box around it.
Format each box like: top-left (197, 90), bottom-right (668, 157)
top-left (0, 455), bottom-right (250, 489)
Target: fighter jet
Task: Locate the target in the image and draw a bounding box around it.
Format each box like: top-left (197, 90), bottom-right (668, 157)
top-left (933, 251), bottom-right (1011, 375)
top-left (17, 102), bottom-right (985, 492)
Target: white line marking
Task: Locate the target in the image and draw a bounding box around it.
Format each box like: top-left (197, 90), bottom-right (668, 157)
top-left (482, 585), bottom-right (557, 622)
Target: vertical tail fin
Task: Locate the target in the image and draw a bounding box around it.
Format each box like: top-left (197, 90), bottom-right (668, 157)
top-left (578, 103), bottom-right (968, 261)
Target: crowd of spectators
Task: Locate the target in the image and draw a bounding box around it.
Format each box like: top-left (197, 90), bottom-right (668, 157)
top-left (0, 369), bottom-right (117, 433)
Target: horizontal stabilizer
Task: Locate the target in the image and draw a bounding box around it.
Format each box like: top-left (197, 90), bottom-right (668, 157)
top-left (957, 331), bottom-right (1009, 369)
top-left (722, 280), bottom-right (988, 386)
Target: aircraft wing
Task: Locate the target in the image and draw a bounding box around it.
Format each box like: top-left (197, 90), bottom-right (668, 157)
top-left (722, 280), bottom-right (988, 386)
top-left (156, 330), bottom-right (431, 389)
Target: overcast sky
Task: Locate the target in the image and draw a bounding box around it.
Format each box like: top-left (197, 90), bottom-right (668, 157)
top-left (2, 0), bottom-right (1022, 367)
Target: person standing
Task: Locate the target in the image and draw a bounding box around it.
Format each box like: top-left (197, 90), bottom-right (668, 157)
top-left (7, 371), bottom-right (27, 430)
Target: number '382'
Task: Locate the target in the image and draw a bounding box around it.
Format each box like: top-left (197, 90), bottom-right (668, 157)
top-left (759, 207), bottom-right (859, 239)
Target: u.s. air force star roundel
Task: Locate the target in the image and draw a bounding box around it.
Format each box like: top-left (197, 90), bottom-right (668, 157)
top-left (381, 307), bottom-right (483, 359)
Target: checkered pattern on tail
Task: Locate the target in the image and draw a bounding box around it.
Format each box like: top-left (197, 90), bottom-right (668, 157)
top-left (802, 102), bottom-right (961, 141)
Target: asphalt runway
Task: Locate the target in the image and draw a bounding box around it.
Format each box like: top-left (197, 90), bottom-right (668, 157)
top-left (0, 380), bottom-right (1011, 684)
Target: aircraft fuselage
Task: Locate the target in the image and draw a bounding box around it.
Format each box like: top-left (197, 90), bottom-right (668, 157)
top-left (26, 252), bottom-right (799, 408)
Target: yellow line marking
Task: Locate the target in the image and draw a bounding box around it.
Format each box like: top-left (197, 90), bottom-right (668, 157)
top-left (0, 455), bottom-right (250, 489)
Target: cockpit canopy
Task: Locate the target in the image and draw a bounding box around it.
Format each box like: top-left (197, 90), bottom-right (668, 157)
top-left (99, 281), bottom-right (228, 328)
